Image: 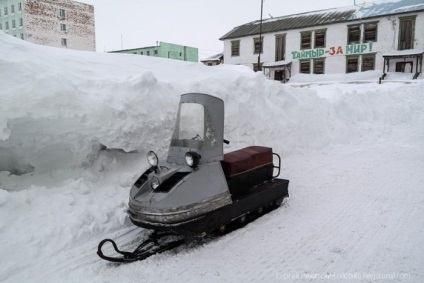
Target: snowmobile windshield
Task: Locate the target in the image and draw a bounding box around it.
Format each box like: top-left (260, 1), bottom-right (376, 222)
top-left (170, 102), bottom-right (217, 150)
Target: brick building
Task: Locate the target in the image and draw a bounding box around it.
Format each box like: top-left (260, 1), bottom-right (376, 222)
top-left (0, 0), bottom-right (95, 51)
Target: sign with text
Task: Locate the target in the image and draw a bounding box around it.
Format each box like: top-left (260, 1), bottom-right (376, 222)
top-left (291, 43), bottom-right (374, 60)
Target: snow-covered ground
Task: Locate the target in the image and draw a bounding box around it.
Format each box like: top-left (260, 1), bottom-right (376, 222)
top-left (1, 32), bottom-right (424, 282)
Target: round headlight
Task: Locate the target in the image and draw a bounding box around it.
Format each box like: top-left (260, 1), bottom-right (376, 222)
top-left (185, 152), bottom-right (201, 168)
top-left (150, 176), bottom-right (160, 190)
top-left (146, 151), bottom-right (158, 167)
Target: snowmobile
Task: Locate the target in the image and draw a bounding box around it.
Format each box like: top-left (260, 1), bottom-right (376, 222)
top-left (98, 93), bottom-right (289, 263)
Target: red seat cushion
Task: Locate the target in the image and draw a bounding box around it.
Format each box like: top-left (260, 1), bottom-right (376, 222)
top-left (221, 146), bottom-right (273, 178)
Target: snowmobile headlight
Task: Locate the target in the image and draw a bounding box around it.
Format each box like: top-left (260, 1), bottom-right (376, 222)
top-left (150, 176), bottom-right (160, 190)
top-left (147, 151), bottom-right (158, 168)
top-left (185, 152), bottom-right (201, 168)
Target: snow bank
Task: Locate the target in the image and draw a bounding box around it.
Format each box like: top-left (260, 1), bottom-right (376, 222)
top-left (1, 32), bottom-right (423, 176)
top-left (1, 32), bottom-right (424, 282)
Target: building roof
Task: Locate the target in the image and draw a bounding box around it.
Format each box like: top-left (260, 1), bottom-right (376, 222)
top-left (220, 0), bottom-right (424, 40)
top-left (200, 53), bottom-right (224, 62)
top-left (382, 49), bottom-right (424, 58)
top-left (262, 60), bottom-right (292, 68)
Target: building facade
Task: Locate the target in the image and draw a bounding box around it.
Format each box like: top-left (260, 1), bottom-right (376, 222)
top-left (111, 42), bottom-right (199, 63)
top-left (220, 0), bottom-right (424, 81)
top-left (0, 0), bottom-right (95, 51)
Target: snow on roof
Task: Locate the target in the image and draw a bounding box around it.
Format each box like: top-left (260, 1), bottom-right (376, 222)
top-left (262, 60), bottom-right (292, 68)
top-left (220, 0), bottom-right (424, 40)
top-left (382, 49), bottom-right (424, 57)
top-left (200, 53), bottom-right (223, 62)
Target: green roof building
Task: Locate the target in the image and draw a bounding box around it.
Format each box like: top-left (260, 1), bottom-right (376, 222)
top-left (110, 41), bottom-right (199, 63)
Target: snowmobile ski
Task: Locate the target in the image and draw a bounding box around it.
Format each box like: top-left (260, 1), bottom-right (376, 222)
top-left (97, 231), bottom-right (185, 263)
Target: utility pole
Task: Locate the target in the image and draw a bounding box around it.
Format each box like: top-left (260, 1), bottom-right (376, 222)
top-left (257, 0), bottom-right (264, 71)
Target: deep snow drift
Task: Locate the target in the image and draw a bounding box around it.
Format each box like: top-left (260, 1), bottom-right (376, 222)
top-left (1, 32), bottom-right (424, 282)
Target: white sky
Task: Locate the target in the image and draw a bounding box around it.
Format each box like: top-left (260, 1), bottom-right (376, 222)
top-left (78, 0), bottom-right (368, 59)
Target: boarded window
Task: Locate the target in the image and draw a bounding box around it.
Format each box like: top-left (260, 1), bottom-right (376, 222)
top-left (363, 23), bottom-right (377, 42)
top-left (231, 40), bottom-right (240, 56)
top-left (275, 34), bottom-right (285, 61)
top-left (346, 56), bottom-right (359, 73)
top-left (301, 31), bottom-right (312, 49)
top-left (362, 54), bottom-right (375, 71)
top-left (253, 37), bottom-right (263, 54)
top-left (348, 25), bottom-right (360, 44)
top-left (300, 60), bottom-right (310, 74)
top-left (313, 59), bottom-right (325, 74)
top-left (315, 30), bottom-right (326, 48)
top-left (398, 16), bottom-right (415, 50)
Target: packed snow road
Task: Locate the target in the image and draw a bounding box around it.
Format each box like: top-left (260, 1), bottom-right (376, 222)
top-left (5, 114), bottom-right (424, 283)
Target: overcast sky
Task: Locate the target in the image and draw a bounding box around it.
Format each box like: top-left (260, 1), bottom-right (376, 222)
top-left (78, 0), bottom-right (367, 59)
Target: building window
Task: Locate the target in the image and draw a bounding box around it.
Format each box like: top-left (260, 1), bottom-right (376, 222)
top-left (11, 5), bottom-right (15, 14)
top-left (154, 50), bottom-right (158, 55)
top-left (313, 59), bottom-right (325, 74)
top-left (60, 24), bottom-right (66, 31)
top-left (231, 40), bottom-right (240, 56)
top-left (4, 7), bottom-right (8, 15)
top-left (346, 56), bottom-right (359, 73)
top-left (140, 51), bottom-right (143, 55)
top-left (253, 63), bottom-right (263, 72)
top-left (300, 60), bottom-right (311, 74)
top-left (362, 54), bottom-right (375, 71)
top-left (19, 18), bottom-right (23, 27)
top-left (314, 30), bottom-right (326, 48)
top-left (18, 3), bottom-right (22, 11)
top-left (59, 9), bottom-right (65, 18)
top-left (61, 38), bottom-right (67, 46)
top-left (348, 25), bottom-right (361, 44)
top-left (5, 21), bottom-right (9, 30)
top-left (398, 16), bottom-right (415, 50)
top-left (275, 34), bottom-right (285, 61)
top-left (0, 23), bottom-right (2, 30)
top-left (253, 37), bottom-right (263, 54)
top-left (147, 50), bottom-right (150, 56)
top-left (20, 33), bottom-right (24, 39)
top-left (12, 19), bottom-right (15, 28)
top-left (301, 31), bottom-right (312, 49)
top-left (363, 23), bottom-right (377, 42)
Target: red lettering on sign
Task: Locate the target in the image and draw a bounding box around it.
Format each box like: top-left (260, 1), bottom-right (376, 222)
top-left (336, 46), bottom-right (343, 54)
top-left (329, 47), bottom-right (335, 55)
